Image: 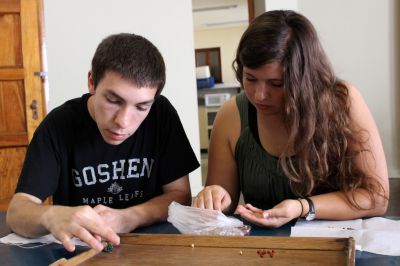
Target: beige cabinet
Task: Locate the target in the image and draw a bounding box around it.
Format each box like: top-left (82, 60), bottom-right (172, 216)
top-left (198, 105), bottom-right (220, 151)
top-left (197, 86), bottom-right (241, 152)
top-left (198, 105), bottom-right (208, 150)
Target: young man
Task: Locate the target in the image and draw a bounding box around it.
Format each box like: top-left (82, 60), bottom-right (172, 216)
top-left (6, 33), bottom-right (199, 252)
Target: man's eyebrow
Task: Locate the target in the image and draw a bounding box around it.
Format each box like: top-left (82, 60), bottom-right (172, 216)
top-left (107, 90), bottom-right (154, 105)
top-left (107, 91), bottom-right (124, 101)
top-left (137, 99), bottom-right (155, 105)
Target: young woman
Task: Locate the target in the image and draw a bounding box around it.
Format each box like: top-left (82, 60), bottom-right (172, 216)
top-left (194, 10), bottom-right (389, 228)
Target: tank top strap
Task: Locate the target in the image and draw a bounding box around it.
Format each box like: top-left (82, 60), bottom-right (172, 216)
top-left (235, 91), bottom-right (249, 133)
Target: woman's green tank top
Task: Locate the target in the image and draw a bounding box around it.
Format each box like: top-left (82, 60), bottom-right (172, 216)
top-left (234, 92), bottom-right (296, 210)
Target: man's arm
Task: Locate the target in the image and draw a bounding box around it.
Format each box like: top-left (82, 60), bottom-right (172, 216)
top-left (93, 175), bottom-right (191, 233)
top-left (6, 193), bottom-right (120, 252)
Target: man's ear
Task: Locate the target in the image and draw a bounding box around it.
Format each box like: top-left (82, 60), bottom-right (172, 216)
top-left (88, 71), bottom-right (95, 94)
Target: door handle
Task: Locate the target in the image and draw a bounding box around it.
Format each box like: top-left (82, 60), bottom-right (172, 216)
top-left (34, 71), bottom-right (47, 77)
top-left (30, 99), bottom-right (38, 120)
top-left (34, 71), bottom-right (47, 82)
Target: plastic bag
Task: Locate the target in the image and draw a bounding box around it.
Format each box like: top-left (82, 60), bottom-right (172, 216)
top-left (167, 201), bottom-right (251, 236)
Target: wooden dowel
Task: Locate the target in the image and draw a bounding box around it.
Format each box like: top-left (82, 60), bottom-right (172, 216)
top-left (49, 242), bottom-right (107, 266)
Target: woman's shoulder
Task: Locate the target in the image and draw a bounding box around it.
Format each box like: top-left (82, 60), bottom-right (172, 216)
top-left (339, 81), bottom-right (362, 101)
top-left (218, 91), bottom-right (248, 119)
top-left (217, 95), bottom-right (241, 124)
top-left (212, 94), bottom-right (242, 148)
top-left (334, 81), bottom-right (365, 112)
top-left (341, 82), bottom-right (367, 110)
top-left (341, 82), bottom-right (376, 131)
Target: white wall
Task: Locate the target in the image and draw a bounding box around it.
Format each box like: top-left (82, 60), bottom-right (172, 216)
top-left (43, 0), bottom-right (203, 194)
top-left (194, 26), bottom-right (247, 84)
top-left (266, 0), bottom-right (298, 11)
top-left (298, 0), bottom-right (399, 178)
top-left (265, 0), bottom-right (399, 178)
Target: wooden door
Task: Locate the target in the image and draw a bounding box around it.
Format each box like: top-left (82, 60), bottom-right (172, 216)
top-left (0, 0), bottom-right (46, 210)
top-left (195, 47), bottom-right (222, 83)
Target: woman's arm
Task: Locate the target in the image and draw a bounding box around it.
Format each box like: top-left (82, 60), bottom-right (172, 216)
top-left (312, 84), bottom-right (389, 218)
top-left (194, 97), bottom-right (242, 213)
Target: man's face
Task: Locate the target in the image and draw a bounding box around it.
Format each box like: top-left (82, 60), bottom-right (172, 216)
top-left (87, 70), bottom-right (157, 145)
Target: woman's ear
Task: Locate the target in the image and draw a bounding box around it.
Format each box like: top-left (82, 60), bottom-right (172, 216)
top-left (88, 70), bottom-right (95, 94)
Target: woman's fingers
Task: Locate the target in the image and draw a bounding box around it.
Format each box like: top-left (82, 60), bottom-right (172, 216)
top-left (244, 203), bottom-right (263, 213)
top-left (194, 185), bottom-right (230, 211)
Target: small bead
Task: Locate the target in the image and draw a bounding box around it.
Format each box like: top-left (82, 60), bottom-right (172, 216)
top-left (102, 243), bottom-right (114, 253)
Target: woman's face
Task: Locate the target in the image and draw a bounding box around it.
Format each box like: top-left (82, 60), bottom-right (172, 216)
top-left (242, 62), bottom-right (285, 116)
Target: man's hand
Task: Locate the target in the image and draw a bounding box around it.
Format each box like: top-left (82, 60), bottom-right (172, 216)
top-left (193, 185), bottom-right (232, 212)
top-left (94, 204), bottom-right (134, 233)
top-left (235, 199), bottom-right (301, 228)
top-left (42, 205), bottom-right (120, 252)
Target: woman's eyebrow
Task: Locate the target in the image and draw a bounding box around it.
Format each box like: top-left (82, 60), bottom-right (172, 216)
top-left (243, 70), bottom-right (255, 77)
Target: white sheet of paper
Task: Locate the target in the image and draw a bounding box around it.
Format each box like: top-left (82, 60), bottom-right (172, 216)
top-left (293, 218), bottom-right (363, 230)
top-left (291, 217), bottom-right (400, 256)
top-left (0, 233), bottom-right (87, 247)
top-left (291, 226), bottom-right (363, 251)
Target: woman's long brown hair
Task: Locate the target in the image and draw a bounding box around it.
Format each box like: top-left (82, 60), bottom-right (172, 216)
top-left (233, 10), bottom-right (385, 209)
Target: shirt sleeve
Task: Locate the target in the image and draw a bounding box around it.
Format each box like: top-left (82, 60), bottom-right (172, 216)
top-left (15, 117), bottom-right (61, 201)
top-left (156, 96), bottom-right (200, 185)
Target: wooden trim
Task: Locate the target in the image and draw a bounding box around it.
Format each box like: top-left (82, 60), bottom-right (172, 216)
top-left (0, 133), bottom-right (29, 147)
top-left (20, 0), bottom-right (46, 141)
top-left (0, 198), bottom-right (11, 211)
top-left (0, 68), bottom-right (25, 80)
top-left (0, 0), bottom-right (20, 13)
top-left (120, 234), bottom-right (353, 251)
top-left (37, 0), bottom-right (48, 114)
top-left (247, 0), bottom-right (254, 22)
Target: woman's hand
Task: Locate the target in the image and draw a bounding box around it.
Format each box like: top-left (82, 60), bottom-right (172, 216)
top-left (235, 199), bottom-right (302, 228)
top-left (193, 185), bottom-right (232, 212)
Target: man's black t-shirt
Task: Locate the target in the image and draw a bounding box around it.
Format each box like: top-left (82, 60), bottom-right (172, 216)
top-left (16, 93), bottom-right (199, 208)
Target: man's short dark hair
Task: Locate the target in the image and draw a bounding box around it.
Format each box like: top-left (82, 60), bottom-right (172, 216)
top-left (91, 33), bottom-right (166, 95)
